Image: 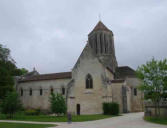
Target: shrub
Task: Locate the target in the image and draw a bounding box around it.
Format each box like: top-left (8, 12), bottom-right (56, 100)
top-left (49, 93), bottom-right (67, 115)
top-left (0, 91), bottom-right (22, 118)
top-left (25, 109), bottom-right (40, 115)
top-left (103, 102), bottom-right (119, 115)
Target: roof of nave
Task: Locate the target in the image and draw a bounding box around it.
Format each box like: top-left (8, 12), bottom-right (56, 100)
top-left (111, 79), bottom-right (125, 83)
top-left (115, 66), bottom-right (136, 79)
top-left (89, 21), bottom-right (113, 35)
top-left (18, 72), bottom-right (72, 83)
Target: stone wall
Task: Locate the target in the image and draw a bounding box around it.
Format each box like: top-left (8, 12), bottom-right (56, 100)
top-left (126, 77), bottom-right (144, 112)
top-left (111, 82), bottom-right (124, 113)
top-left (145, 101), bottom-right (167, 117)
top-left (88, 29), bottom-right (118, 72)
top-left (70, 44), bottom-right (114, 115)
top-left (17, 78), bottom-right (70, 111)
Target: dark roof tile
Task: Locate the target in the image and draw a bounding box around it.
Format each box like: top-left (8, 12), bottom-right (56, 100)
top-left (111, 79), bottom-right (125, 83)
top-left (19, 72), bottom-right (71, 83)
top-left (115, 66), bottom-right (136, 79)
top-left (89, 21), bottom-right (113, 35)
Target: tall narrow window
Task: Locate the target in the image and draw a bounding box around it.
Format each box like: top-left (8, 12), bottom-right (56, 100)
top-left (104, 35), bottom-right (107, 53)
top-left (62, 87), bottom-right (65, 95)
top-left (40, 88), bottom-right (43, 96)
top-left (50, 88), bottom-right (54, 94)
top-left (100, 34), bottom-right (103, 53)
top-left (86, 74), bottom-right (93, 89)
top-left (95, 35), bottom-right (98, 54)
top-left (89, 38), bottom-right (93, 48)
top-left (29, 88), bottom-right (32, 96)
top-left (21, 88), bottom-right (23, 96)
top-left (134, 88), bottom-right (137, 96)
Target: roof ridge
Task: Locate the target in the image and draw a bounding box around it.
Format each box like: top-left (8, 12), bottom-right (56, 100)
top-left (18, 72), bottom-right (72, 83)
top-left (89, 21), bottom-right (113, 35)
top-left (38, 72), bottom-right (71, 76)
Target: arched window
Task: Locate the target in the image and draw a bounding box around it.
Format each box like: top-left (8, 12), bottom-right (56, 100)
top-left (50, 87), bottom-right (54, 94)
top-left (29, 88), bottom-right (32, 96)
top-left (62, 87), bottom-right (65, 95)
top-left (86, 74), bottom-right (93, 89)
top-left (40, 88), bottom-right (43, 96)
top-left (20, 88), bottom-right (23, 96)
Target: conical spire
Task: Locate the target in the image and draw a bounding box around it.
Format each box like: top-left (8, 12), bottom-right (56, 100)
top-left (89, 21), bottom-right (113, 35)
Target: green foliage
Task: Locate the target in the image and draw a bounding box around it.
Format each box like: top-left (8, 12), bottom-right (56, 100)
top-left (25, 109), bottom-right (41, 115)
top-left (0, 113), bottom-right (113, 122)
top-left (137, 58), bottom-right (167, 101)
top-left (0, 61), bottom-right (14, 99)
top-left (0, 44), bottom-right (28, 99)
top-left (144, 116), bottom-right (167, 125)
top-left (103, 102), bottom-right (119, 115)
top-left (0, 91), bottom-right (22, 118)
top-left (0, 44), bottom-right (12, 62)
top-left (0, 122), bottom-right (55, 128)
top-left (137, 58), bottom-right (167, 116)
top-left (49, 93), bottom-right (67, 115)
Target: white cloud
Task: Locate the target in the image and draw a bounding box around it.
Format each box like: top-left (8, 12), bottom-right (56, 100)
top-left (0, 0), bottom-right (167, 73)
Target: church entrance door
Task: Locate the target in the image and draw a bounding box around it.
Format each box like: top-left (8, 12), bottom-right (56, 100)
top-left (76, 104), bottom-right (80, 115)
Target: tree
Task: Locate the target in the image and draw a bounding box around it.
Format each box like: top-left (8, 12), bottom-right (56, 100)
top-left (14, 68), bottom-right (28, 76)
top-left (49, 93), bottom-right (67, 115)
top-left (137, 58), bottom-right (167, 117)
top-left (0, 44), bottom-right (28, 99)
top-left (0, 91), bottom-right (22, 118)
top-left (0, 44), bottom-right (13, 62)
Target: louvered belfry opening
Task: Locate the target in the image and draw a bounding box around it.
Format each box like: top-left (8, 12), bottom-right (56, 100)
top-left (88, 21), bottom-right (118, 72)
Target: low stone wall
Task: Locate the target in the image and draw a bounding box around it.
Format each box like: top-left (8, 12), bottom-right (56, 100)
top-left (144, 101), bottom-right (167, 117)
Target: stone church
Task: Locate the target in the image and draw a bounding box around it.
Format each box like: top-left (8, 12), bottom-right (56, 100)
top-left (15, 21), bottom-right (143, 115)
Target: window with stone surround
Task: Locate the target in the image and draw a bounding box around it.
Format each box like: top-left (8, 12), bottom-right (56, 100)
top-left (86, 74), bottom-right (93, 89)
top-left (50, 87), bottom-right (54, 94)
top-left (29, 88), bottom-right (32, 96)
top-left (62, 87), bottom-right (65, 95)
top-left (40, 88), bottom-right (43, 96)
top-left (134, 88), bottom-right (137, 96)
top-left (20, 88), bottom-right (23, 96)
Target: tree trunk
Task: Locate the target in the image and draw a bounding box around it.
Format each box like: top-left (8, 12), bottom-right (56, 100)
top-left (157, 100), bottom-right (160, 117)
top-left (154, 102), bottom-right (158, 117)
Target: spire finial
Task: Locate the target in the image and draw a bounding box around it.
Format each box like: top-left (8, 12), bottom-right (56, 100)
top-left (98, 13), bottom-right (101, 21)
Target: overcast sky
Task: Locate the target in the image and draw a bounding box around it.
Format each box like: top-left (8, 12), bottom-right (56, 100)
top-left (0, 0), bottom-right (167, 74)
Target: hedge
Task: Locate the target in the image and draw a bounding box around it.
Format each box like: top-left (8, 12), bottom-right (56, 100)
top-left (25, 109), bottom-right (41, 115)
top-left (103, 102), bottom-right (119, 115)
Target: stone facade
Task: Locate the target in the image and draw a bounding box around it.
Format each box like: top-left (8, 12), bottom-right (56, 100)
top-left (17, 78), bottom-right (70, 111)
top-left (126, 77), bottom-right (144, 112)
top-left (145, 101), bottom-right (167, 117)
top-left (15, 21), bottom-right (143, 115)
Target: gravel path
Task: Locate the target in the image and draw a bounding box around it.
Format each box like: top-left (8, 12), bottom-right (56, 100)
top-left (54, 112), bottom-right (166, 128)
top-left (0, 112), bottom-right (166, 128)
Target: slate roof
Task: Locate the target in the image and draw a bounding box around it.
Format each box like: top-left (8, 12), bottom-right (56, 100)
top-left (111, 79), bottom-right (125, 83)
top-left (19, 72), bottom-right (72, 83)
top-left (89, 21), bottom-right (113, 35)
top-left (115, 66), bottom-right (136, 79)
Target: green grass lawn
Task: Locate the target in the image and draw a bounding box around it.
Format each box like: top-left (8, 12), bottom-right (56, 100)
top-left (144, 116), bottom-right (167, 125)
top-left (0, 122), bottom-right (55, 128)
top-left (0, 114), bottom-right (113, 122)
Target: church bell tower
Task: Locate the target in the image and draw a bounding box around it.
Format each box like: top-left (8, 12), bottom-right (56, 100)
top-left (88, 21), bottom-right (118, 72)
